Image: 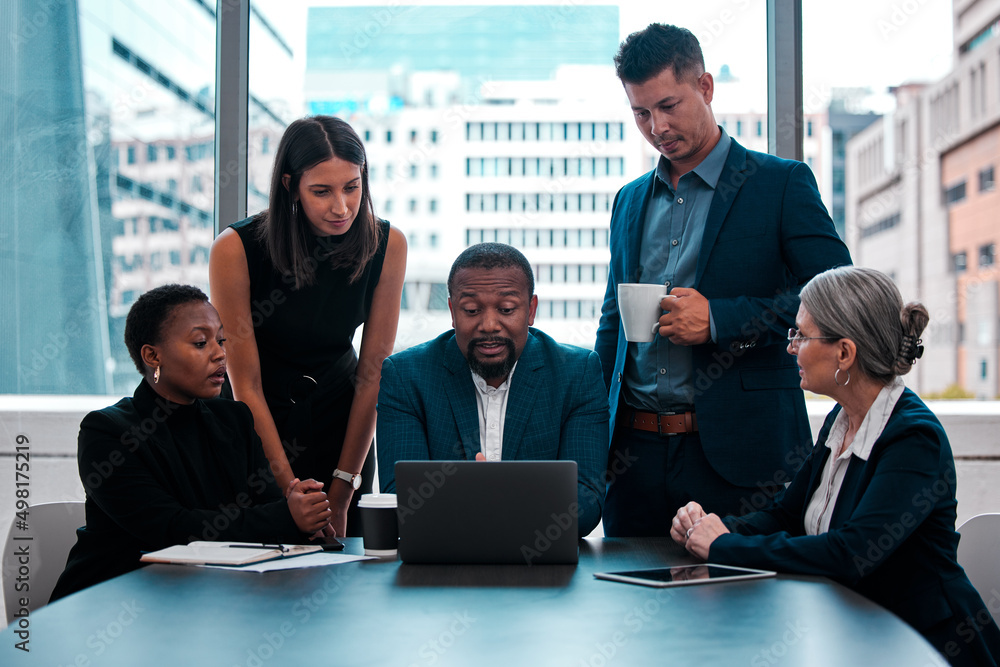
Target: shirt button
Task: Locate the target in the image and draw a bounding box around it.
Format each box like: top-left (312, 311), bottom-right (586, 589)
top-left (659, 368), bottom-right (666, 375)
top-left (676, 197), bottom-right (684, 204)
top-left (490, 423), bottom-right (498, 429)
top-left (671, 239), bottom-right (679, 246)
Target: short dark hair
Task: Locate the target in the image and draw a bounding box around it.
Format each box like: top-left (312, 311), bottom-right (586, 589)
top-left (614, 23), bottom-right (705, 85)
top-left (258, 115), bottom-right (381, 288)
top-left (447, 243), bottom-right (534, 297)
top-left (124, 284), bottom-right (209, 374)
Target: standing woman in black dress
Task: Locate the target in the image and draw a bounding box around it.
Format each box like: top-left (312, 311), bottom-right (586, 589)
top-left (210, 116), bottom-right (406, 537)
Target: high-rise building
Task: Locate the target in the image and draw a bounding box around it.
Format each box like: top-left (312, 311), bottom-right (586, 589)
top-left (845, 0), bottom-right (1000, 397)
top-left (2, 0), bottom-right (295, 394)
top-left (305, 5), bottom-right (625, 349)
top-left (304, 5), bottom-right (834, 350)
top-left (1, 0), bottom-right (112, 394)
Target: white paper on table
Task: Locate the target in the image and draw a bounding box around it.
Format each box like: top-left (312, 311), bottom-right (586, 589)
top-left (199, 552), bottom-right (375, 573)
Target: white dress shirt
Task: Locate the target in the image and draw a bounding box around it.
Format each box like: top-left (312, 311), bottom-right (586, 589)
top-left (470, 362), bottom-right (517, 462)
top-left (803, 376), bottom-right (907, 536)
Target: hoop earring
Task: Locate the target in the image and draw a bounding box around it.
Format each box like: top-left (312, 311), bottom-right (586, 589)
top-left (153, 366), bottom-right (160, 384)
top-left (834, 368), bottom-right (850, 387)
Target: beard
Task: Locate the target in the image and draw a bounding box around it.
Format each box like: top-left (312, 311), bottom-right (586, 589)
top-left (466, 336), bottom-right (517, 382)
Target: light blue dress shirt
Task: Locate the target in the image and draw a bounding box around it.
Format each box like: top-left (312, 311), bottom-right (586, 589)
top-left (622, 128), bottom-right (731, 412)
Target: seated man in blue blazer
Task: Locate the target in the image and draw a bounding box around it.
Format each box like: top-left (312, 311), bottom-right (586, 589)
top-left (377, 243), bottom-right (609, 536)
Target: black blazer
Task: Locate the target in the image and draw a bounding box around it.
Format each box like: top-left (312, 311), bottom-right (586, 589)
top-left (51, 380), bottom-right (303, 600)
top-left (711, 390), bottom-right (1000, 666)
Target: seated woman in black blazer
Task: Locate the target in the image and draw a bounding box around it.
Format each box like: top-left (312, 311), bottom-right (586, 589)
top-left (51, 284), bottom-right (331, 599)
top-left (671, 266), bottom-right (1000, 667)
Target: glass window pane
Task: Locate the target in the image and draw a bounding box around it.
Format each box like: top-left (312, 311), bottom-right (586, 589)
top-left (243, 2), bottom-right (766, 352)
top-left (1, 1), bottom-right (218, 394)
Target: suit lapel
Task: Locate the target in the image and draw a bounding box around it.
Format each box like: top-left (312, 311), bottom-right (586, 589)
top-left (695, 139), bottom-right (749, 286)
top-left (443, 338), bottom-right (481, 461)
top-left (501, 333), bottom-right (542, 460)
top-left (625, 173), bottom-right (656, 283)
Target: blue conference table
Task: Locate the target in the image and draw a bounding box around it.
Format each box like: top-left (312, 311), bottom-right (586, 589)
top-left (1, 538), bottom-right (946, 666)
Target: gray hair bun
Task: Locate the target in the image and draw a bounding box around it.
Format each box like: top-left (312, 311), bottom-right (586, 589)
top-left (893, 302), bottom-right (929, 376)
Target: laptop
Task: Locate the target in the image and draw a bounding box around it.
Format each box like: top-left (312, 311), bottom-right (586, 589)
top-left (394, 460), bottom-right (579, 565)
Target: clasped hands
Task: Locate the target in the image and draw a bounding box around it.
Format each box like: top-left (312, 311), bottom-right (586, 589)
top-left (670, 501), bottom-right (730, 560)
top-left (655, 287), bottom-right (711, 346)
top-left (284, 477), bottom-right (334, 536)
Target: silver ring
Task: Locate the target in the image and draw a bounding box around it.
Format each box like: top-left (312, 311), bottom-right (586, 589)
top-left (686, 527), bottom-right (694, 538)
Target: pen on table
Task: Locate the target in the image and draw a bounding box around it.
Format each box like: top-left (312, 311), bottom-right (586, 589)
top-left (227, 543), bottom-right (288, 551)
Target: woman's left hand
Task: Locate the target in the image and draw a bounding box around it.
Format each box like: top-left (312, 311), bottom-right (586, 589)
top-left (684, 513), bottom-right (730, 560)
top-left (326, 480), bottom-right (354, 537)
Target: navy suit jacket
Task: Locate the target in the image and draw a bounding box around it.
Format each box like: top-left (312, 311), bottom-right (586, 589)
top-left (595, 137), bottom-right (851, 488)
top-left (712, 390), bottom-right (1000, 665)
top-left (377, 328), bottom-right (609, 536)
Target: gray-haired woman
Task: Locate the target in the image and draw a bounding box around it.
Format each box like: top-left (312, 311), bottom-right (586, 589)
top-left (671, 266), bottom-right (1000, 666)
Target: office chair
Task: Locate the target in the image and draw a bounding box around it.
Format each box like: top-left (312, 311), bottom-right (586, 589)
top-left (957, 512), bottom-right (1000, 628)
top-left (2, 501), bottom-right (85, 625)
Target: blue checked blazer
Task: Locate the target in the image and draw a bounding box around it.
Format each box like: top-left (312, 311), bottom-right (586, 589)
top-left (376, 328), bottom-right (609, 536)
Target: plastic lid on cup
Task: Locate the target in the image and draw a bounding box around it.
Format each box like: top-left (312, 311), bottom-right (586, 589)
top-left (357, 493), bottom-right (397, 508)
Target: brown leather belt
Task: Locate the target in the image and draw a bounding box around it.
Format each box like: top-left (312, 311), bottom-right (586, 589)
top-left (620, 407), bottom-right (698, 436)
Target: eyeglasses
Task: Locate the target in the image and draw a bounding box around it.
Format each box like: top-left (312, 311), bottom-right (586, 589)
top-left (787, 328), bottom-right (840, 347)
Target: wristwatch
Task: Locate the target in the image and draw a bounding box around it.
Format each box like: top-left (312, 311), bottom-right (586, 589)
top-left (332, 468), bottom-right (362, 490)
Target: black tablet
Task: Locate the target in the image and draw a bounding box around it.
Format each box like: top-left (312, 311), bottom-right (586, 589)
top-left (594, 563), bottom-right (775, 588)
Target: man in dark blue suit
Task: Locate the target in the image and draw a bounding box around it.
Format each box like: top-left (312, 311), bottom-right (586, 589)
top-left (378, 243), bottom-right (609, 536)
top-left (596, 24), bottom-right (852, 536)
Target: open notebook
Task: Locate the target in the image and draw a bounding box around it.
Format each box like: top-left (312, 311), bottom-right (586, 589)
top-left (140, 541), bottom-right (322, 566)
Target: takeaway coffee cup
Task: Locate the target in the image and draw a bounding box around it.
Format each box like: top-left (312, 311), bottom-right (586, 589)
top-left (618, 283), bottom-right (668, 343)
top-left (358, 493), bottom-right (398, 557)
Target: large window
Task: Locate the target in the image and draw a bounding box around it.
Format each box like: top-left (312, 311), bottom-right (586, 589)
top-left (247, 1), bottom-right (767, 348)
top-left (2, 0), bottom-right (217, 394)
top-left (3, 0), bottom-right (964, 396)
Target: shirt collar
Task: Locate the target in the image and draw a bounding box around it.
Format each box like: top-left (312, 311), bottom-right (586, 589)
top-left (470, 361), bottom-right (518, 396)
top-left (654, 126), bottom-right (731, 191)
top-left (826, 376), bottom-right (906, 462)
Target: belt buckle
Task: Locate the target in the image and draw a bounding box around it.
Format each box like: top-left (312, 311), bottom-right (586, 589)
top-left (658, 411), bottom-right (679, 437)
top-left (289, 375), bottom-right (318, 404)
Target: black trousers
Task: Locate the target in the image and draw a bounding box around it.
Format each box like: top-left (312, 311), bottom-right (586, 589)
top-left (603, 426), bottom-right (780, 537)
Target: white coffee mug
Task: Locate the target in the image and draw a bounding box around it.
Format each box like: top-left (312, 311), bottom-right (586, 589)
top-left (618, 283), bottom-right (668, 343)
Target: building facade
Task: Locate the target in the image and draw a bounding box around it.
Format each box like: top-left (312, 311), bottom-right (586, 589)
top-left (846, 0), bottom-right (1000, 397)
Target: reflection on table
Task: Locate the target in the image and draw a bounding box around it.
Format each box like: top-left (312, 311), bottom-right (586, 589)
top-left (0, 538), bottom-right (947, 666)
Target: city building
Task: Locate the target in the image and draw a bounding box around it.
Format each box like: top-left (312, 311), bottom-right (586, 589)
top-left (845, 0), bottom-right (1000, 397)
top-left (0, 0), bottom-right (296, 394)
top-left (304, 5), bottom-right (840, 350)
